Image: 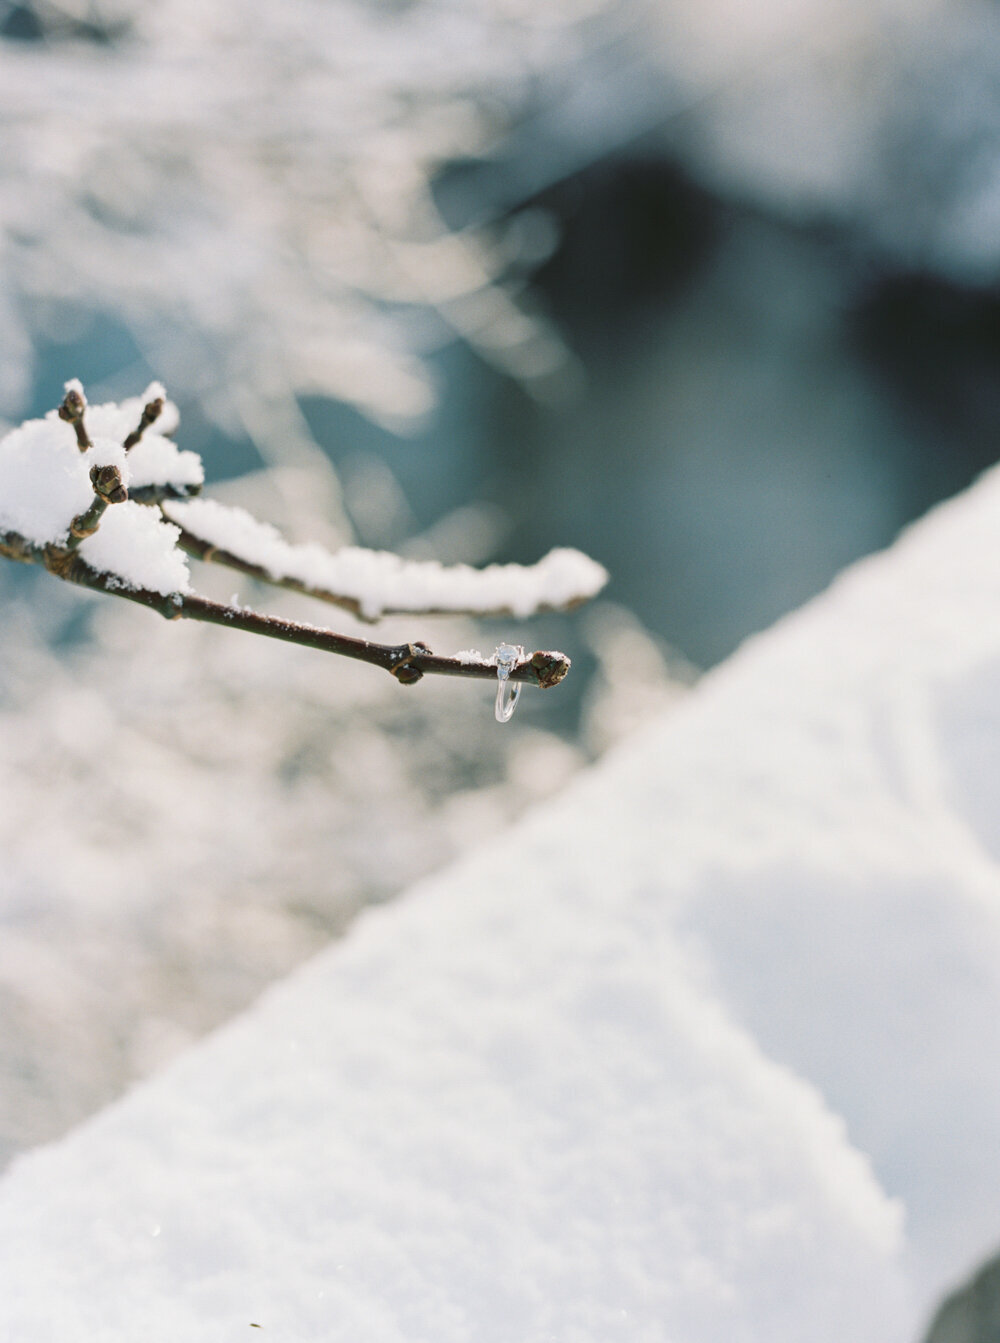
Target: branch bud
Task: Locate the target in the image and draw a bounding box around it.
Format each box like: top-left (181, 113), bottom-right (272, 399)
top-left (390, 641), bottom-right (431, 685)
top-left (530, 650), bottom-right (571, 689)
top-left (90, 463), bottom-right (128, 505)
top-left (57, 383), bottom-right (92, 452)
top-left (123, 395), bottom-right (165, 452)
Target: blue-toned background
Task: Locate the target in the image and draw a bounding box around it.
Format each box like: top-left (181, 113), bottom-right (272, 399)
top-left (3, 0), bottom-right (1000, 1179)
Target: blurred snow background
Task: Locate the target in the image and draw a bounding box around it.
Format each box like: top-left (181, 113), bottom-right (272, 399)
top-left (0, 0), bottom-right (695, 1166)
top-left (5, 1), bottom-right (1000, 1329)
top-left (9, 400), bottom-right (1000, 1343)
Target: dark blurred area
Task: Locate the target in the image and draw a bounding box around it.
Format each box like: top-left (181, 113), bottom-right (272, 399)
top-left (305, 150), bottom-right (1000, 668)
top-left (29, 162), bottom-right (1000, 671)
top-left (8, 0), bottom-right (1000, 673)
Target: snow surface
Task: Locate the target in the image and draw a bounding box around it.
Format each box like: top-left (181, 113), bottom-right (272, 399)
top-left (165, 496), bottom-right (608, 618)
top-left (0, 832), bottom-right (908, 1343)
top-left (0, 389), bottom-right (195, 549)
top-left (0, 392), bottom-right (193, 594)
top-left (0, 415), bottom-right (93, 545)
top-left (9, 455), bottom-right (1000, 1337)
top-left (85, 384), bottom-right (175, 441)
top-left (80, 385), bottom-right (201, 493)
top-left (87, 436), bottom-right (130, 478)
top-left (78, 503), bottom-right (191, 597)
top-left (0, 555), bottom-right (624, 1167)
top-left (125, 433), bottom-right (204, 493)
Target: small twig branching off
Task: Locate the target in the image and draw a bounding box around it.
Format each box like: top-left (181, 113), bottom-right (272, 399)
top-left (0, 383), bottom-right (608, 698)
top-left (122, 393), bottom-right (164, 451)
top-left (57, 385), bottom-right (91, 452)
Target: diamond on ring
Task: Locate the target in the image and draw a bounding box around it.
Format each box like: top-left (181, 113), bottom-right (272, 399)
top-left (494, 643), bottom-right (524, 723)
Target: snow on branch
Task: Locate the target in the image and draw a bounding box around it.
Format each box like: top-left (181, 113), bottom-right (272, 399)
top-left (163, 497), bottom-right (608, 622)
top-left (0, 380), bottom-right (604, 698)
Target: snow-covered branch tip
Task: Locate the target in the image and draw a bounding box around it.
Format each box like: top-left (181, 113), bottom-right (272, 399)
top-left (0, 380), bottom-right (607, 700)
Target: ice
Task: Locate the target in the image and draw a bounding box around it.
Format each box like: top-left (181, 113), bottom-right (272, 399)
top-left (493, 642), bottom-right (524, 721)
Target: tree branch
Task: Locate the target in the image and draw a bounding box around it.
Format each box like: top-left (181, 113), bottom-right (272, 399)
top-left (130, 483), bottom-right (203, 505)
top-left (57, 384), bottom-right (92, 452)
top-left (162, 499), bottom-right (607, 624)
top-left (68, 463), bottom-right (129, 544)
top-left (123, 393), bottom-right (165, 451)
top-left (0, 381), bottom-right (591, 705)
top-left (54, 385), bottom-right (131, 545)
top-left (2, 528), bottom-right (570, 689)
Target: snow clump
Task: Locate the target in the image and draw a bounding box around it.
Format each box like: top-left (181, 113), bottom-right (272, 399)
top-left (165, 497), bottom-right (608, 619)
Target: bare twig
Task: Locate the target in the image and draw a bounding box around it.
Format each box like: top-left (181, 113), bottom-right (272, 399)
top-left (67, 464), bottom-right (129, 545)
top-left (57, 386), bottom-right (92, 452)
top-left (130, 483), bottom-right (203, 505)
top-left (1, 528), bottom-right (571, 689)
top-left (123, 394), bottom-right (165, 451)
top-left (54, 387), bottom-right (130, 546)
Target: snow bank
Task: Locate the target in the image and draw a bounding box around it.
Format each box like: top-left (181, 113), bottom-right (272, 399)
top-left (576, 466), bottom-right (1000, 1307)
top-left (0, 844), bottom-right (907, 1343)
top-left (520, 467), bottom-right (1000, 1318)
top-left (8, 460), bottom-right (1000, 1336)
